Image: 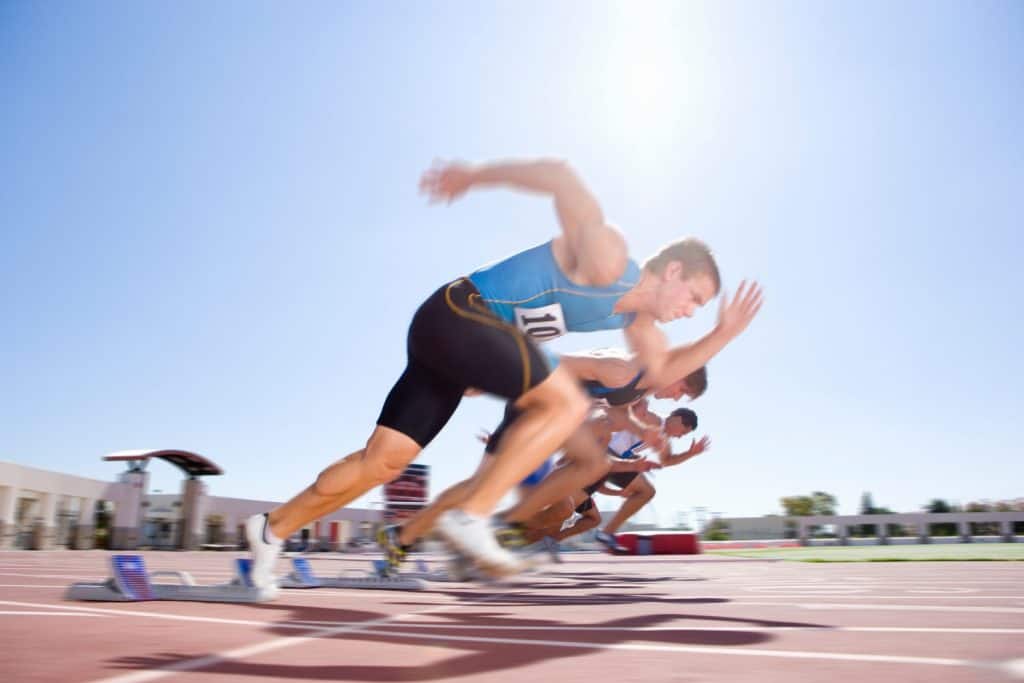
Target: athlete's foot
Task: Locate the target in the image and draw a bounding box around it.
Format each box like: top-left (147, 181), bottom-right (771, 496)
top-left (493, 519), bottom-right (529, 550)
top-left (244, 513), bottom-right (282, 596)
top-left (542, 536), bottom-right (563, 563)
top-left (594, 530), bottom-right (629, 555)
top-left (437, 510), bottom-right (530, 577)
top-left (376, 524), bottom-right (409, 573)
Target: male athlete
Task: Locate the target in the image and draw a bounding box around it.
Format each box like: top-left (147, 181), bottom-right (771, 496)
top-left (530, 407), bottom-right (710, 552)
top-left (377, 363), bottom-right (705, 572)
top-left (593, 407), bottom-right (707, 551)
top-left (246, 158), bottom-right (762, 592)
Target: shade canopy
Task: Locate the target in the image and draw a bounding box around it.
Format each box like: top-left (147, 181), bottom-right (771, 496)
top-left (104, 449), bottom-right (223, 477)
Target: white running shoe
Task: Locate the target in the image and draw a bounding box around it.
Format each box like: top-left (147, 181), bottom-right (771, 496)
top-left (437, 509), bottom-right (529, 578)
top-left (244, 513), bottom-right (282, 596)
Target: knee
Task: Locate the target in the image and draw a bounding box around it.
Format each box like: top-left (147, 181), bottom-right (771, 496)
top-left (552, 499), bottom-right (574, 519)
top-left (311, 455), bottom-right (395, 497)
top-left (639, 482), bottom-right (656, 503)
top-left (363, 451), bottom-right (413, 487)
top-left (522, 372), bottom-right (590, 425)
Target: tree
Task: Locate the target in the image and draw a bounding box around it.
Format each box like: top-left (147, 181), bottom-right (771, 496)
top-left (781, 496), bottom-right (814, 517)
top-left (703, 517), bottom-right (730, 541)
top-left (811, 491), bottom-right (837, 516)
top-left (965, 501), bottom-right (998, 535)
top-left (781, 492), bottom-right (837, 539)
top-left (925, 498), bottom-right (957, 536)
top-left (860, 492), bottom-right (876, 515)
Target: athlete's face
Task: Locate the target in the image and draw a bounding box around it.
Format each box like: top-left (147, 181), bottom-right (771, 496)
top-left (653, 378), bottom-right (693, 401)
top-left (654, 263), bottom-right (717, 323)
top-left (664, 416), bottom-right (694, 438)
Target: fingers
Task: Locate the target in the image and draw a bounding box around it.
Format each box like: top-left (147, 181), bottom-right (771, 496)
top-left (741, 281), bottom-right (764, 315)
top-left (733, 280), bottom-right (748, 305)
top-left (419, 160), bottom-right (452, 202)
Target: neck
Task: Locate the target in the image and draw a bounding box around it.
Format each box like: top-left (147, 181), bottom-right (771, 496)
top-left (614, 270), bottom-right (657, 314)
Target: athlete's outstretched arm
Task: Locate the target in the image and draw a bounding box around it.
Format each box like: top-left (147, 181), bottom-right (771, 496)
top-left (658, 435), bottom-right (712, 468)
top-left (420, 159), bottom-right (627, 286)
top-left (608, 458), bottom-right (661, 474)
top-left (625, 281), bottom-right (764, 389)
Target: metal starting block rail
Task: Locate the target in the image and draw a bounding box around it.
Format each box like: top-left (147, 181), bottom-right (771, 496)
top-left (65, 555), bottom-right (272, 603)
top-left (262, 557), bottom-right (425, 591)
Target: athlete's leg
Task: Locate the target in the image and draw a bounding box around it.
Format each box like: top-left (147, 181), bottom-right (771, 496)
top-left (553, 504), bottom-right (602, 541)
top-left (500, 420), bottom-right (610, 524)
top-left (521, 496), bottom-right (577, 543)
top-left (602, 474), bottom-right (656, 535)
top-left (268, 426), bottom-right (422, 539)
top-left (397, 456), bottom-right (494, 546)
top-left (456, 365), bottom-right (590, 516)
top-left (247, 342), bottom-right (465, 590)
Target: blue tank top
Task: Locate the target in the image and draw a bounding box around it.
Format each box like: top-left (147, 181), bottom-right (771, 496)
top-left (468, 241), bottom-right (641, 342)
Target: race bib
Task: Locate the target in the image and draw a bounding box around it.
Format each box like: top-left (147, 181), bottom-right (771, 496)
top-left (514, 302), bottom-right (567, 341)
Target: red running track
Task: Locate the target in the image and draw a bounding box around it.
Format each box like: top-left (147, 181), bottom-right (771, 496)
top-left (1, 550), bottom-right (1022, 682)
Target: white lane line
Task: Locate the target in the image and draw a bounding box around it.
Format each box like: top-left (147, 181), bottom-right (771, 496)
top-left (12, 586), bottom-right (1023, 601)
top-left (6, 601), bottom-right (1021, 635)
top-left (1003, 658), bottom-right (1024, 679)
top-left (83, 588), bottom-right (523, 683)
top-left (286, 621), bottom-right (1024, 634)
top-left (738, 601), bottom-right (1024, 614)
top-left (0, 600), bottom-right (986, 675)
top-left (0, 584), bottom-right (71, 588)
top-left (717, 594), bottom-right (1024, 600)
top-left (0, 572), bottom-right (240, 580)
top-left (0, 600), bottom-right (315, 629)
top-left (0, 610), bottom-right (108, 617)
top-left (327, 628), bottom-right (974, 668)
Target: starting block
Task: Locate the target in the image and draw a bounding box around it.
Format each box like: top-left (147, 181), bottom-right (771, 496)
top-left (244, 557), bottom-right (426, 591)
top-left (380, 558), bottom-right (456, 583)
top-left (65, 554), bottom-right (272, 603)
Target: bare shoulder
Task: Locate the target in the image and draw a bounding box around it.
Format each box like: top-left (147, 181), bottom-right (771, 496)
top-left (552, 226), bottom-right (629, 287)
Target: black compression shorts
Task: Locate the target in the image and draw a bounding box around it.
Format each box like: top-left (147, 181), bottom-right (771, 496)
top-left (377, 278), bottom-right (551, 448)
top-left (607, 471), bottom-right (640, 489)
top-left (574, 496), bottom-right (594, 514)
top-left (484, 403), bottom-right (522, 455)
top-left (583, 470), bottom-right (640, 496)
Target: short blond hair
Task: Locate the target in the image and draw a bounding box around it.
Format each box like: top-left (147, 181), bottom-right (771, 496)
top-left (643, 238), bottom-right (721, 293)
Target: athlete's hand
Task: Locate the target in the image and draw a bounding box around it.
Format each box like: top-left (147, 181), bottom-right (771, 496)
top-left (420, 161), bottom-right (476, 204)
top-left (686, 435), bottom-right (712, 458)
top-left (637, 459), bottom-right (662, 473)
top-left (716, 280), bottom-right (764, 341)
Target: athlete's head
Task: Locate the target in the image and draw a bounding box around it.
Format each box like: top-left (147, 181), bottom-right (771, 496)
top-left (663, 407), bottom-right (698, 438)
top-left (653, 366), bottom-right (708, 401)
top-left (643, 238), bottom-right (720, 322)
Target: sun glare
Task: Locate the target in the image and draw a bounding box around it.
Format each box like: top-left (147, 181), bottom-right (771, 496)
top-left (604, 2), bottom-right (689, 136)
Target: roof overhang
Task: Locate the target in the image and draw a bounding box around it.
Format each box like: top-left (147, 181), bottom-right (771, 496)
top-left (104, 449), bottom-right (223, 477)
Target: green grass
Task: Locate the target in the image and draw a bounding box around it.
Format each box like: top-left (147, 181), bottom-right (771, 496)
top-left (706, 543), bottom-right (1024, 562)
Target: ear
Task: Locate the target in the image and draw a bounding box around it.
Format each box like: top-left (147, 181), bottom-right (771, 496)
top-left (663, 260), bottom-right (683, 281)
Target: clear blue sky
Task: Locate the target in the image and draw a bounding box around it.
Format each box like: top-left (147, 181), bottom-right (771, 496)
top-left (2, 1), bottom-right (1021, 524)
